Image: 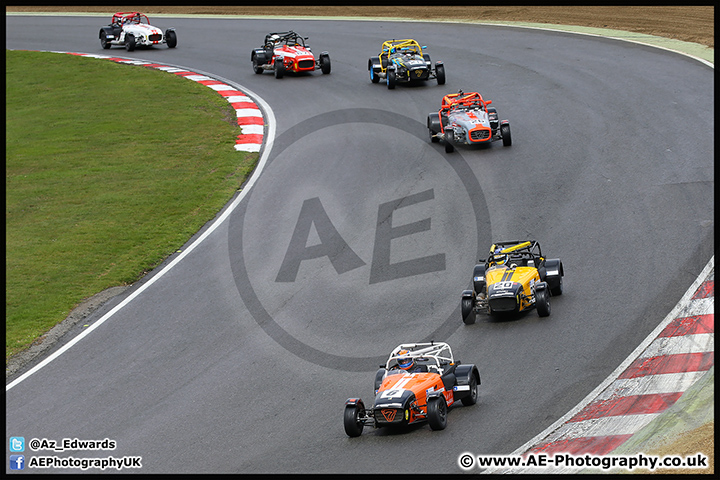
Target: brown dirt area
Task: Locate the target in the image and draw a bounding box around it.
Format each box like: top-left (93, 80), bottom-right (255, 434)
top-left (5, 6), bottom-right (714, 48)
top-left (6, 5), bottom-right (713, 474)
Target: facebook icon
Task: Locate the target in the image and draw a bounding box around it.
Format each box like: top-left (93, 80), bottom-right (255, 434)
top-left (10, 455), bottom-right (25, 470)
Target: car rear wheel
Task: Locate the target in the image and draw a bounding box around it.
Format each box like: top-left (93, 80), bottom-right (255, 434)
top-left (343, 403), bottom-right (365, 437)
top-left (125, 34), bottom-right (135, 52)
top-left (252, 55), bottom-right (264, 74)
top-left (461, 375), bottom-right (478, 406)
top-left (550, 275), bottom-right (563, 296)
top-left (99, 32), bottom-right (111, 49)
top-left (166, 29), bottom-right (177, 48)
top-left (501, 124), bottom-right (512, 146)
top-left (536, 285), bottom-right (551, 317)
top-left (427, 396), bottom-right (448, 431)
top-left (461, 297), bottom-right (476, 325)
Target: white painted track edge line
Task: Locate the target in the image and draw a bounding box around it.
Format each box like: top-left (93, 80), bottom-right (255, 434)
top-left (6, 60), bottom-right (276, 391)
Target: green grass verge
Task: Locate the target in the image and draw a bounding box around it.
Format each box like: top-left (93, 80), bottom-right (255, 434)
top-left (6, 50), bottom-right (258, 362)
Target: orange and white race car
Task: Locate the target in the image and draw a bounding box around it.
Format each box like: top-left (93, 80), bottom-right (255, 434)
top-left (427, 90), bottom-right (511, 153)
top-left (343, 342), bottom-right (480, 437)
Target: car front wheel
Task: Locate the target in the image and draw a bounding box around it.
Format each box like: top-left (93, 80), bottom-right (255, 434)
top-left (320, 54), bottom-right (331, 74)
top-left (444, 136), bottom-right (454, 153)
top-left (461, 297), bottom-right (476, 325)
top-left (125, 34), bottom-right (135, 52)
top-left (387, 69), bottom-right (396, 89)
top-left (166, 29), bottom-right (177, 48)
top-left (274, 60), bottom-right (285, 79)
top-left (536, 285), bottom-right (551, 317)
top-left (501, 124), bottom-right (512, 146)
top-left (427, 396), bottom-right (448, 430)
top-left (436, 63), bottom-right (446, 85)
top-left (343, 403), bottom-right (365, 437)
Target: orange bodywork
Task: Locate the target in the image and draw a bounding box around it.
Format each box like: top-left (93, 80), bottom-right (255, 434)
top-left (376, 371), bottom-right (453, 424)
top-left (438, 91), bottom-right (494, 142)
top-left (441, 91), bottom-right (488, 111)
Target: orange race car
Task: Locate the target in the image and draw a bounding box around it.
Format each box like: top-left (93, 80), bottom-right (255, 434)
top-left (343, 342), bottom-right (480, 437)
top-left (427, 90), bottom-right (511, 153)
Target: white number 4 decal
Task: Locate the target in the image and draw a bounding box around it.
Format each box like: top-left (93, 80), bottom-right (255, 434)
top-left (380, 375), bottom-right (413, 398)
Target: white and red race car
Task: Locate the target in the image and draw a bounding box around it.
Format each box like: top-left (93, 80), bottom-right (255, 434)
top-left (99, 12), bottom-right (177, 51)
top-left (251, 31), bottom-right (330, 78)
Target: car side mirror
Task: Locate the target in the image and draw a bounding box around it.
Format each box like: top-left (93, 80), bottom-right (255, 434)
top-left (486, 100), bottom-right (492, 105)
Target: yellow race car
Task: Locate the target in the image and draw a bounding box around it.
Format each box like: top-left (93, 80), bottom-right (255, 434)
top-left (368, 39), bottom-right (446, 89)
top-left (461, 240), bottom-right (564, 323)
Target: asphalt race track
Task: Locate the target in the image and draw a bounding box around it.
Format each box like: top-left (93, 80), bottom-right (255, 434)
top-left (5, 15), bottom-right (714, 473)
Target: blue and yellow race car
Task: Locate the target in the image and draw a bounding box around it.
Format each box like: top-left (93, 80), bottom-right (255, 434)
top-left (461, 240), bottom-right (564, 323)
top-left (368, 39), bottom-right (445, 89)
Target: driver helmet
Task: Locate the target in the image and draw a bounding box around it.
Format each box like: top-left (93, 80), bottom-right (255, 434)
top-left (397, 350), bottom-right (414, 370)
top-left (269, 34), bottom-right (280, 45)
top-left (492, 253), bottom-right (509, 266)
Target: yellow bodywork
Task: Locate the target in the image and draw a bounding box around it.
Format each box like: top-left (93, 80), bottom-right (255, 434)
top-left (484, 264), bottom-right (540, 311)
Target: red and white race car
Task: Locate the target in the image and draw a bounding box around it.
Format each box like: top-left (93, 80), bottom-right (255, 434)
top-left (251, 31), bottom-right (330, 79)
top-left (99, 12), bottom-right (177, 51)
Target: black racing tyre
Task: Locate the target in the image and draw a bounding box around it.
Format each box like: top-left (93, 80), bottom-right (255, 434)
top-left (369, 57), bottom-right (381, 83)
top-left (550, 276), bottom-right (563, 296)
top-left (125, 34), bottom-right (135, 52)
top-left (252, 55), bottom-right (264, 74)
top-left (274, 60), bottom-right (285, 79)
top-left (100, 31), bottom-right (111, 49)
top-left (501, 124), bottom-right (512, 146)
top-left (536, 286), bottom-right (551, 317)
top-left (427, 113), bottom-right (441, 143)
top-left (444, 138), bottom-right (454, 153)
top-left (461, 298), bottom-right (476, 325)
top-left (166, 29), bottom-right (177, 48)
top-left (387, 69), bottom-right (396, 89)
top-left (436, 63), bottom-right (446, 85)
top-left (320, 54), bottom-right (331, 74)
top-left (427, 396), bottom-right (448, 431)
top-left (370, 68), bottom-right (380, 83)
top-left (461, 374), bottom-right (478, 406)
top-left (343, 404), bottom-right (365, 437)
